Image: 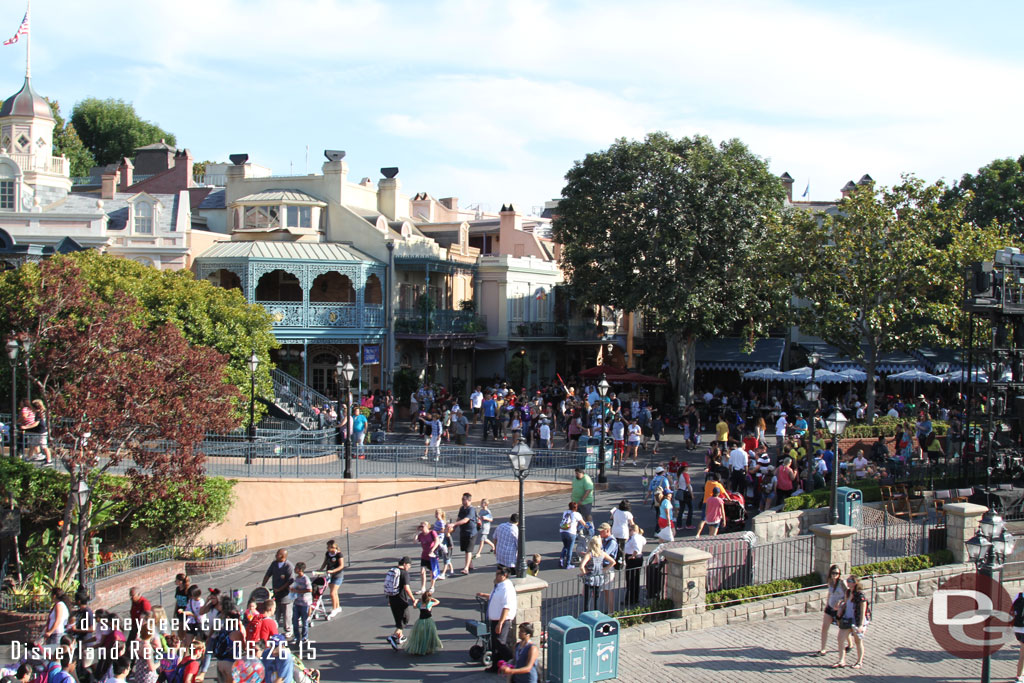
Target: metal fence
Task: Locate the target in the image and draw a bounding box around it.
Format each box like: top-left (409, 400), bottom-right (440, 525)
top-left (750, 535), bottom-right (816, 585)
top-left (541, 560), bottom-right (667, 625)
top-left (850, 521), bottom-right (937, 567)
top-left (111, 438), bottom-right (594, 481)
top-left (84, 538), bottom-right (248, 589)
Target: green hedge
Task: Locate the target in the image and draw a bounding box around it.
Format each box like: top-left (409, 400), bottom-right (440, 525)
top-left (610, 599), bottom-right (675, 627)
top-left (843, 418), bottom-right (948, 440)
top-left (706, 573), bottom-right (822, 610)
top-left (851, 550), bottom-right (953, 577)
top-left (782, 480), bottom-right (882, 511)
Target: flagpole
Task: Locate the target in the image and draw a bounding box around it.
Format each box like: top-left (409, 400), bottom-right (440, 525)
top-left (25, 0), bottom-right (30, 78)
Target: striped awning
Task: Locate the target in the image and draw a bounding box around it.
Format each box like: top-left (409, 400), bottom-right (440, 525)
top-left (695, 337), bottom-right (786, 371)
top-left (801, 343), bottom-right (926, 374)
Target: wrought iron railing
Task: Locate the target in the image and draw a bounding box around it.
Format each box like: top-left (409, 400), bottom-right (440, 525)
top-left (394, 308), bottom-right (486, 334)
top-left (510, 321), bottom-right (567, 338)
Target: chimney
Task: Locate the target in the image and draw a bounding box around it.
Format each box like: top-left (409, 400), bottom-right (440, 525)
top-left (499, 203), bottom-right (523, 255)
top-left (377, 167), bottom-right (402, 221)
top-left (857, 174), bottom-right (874, 186)
top-left (117, 157), bottom-right (134, 191)
top-left (840, 181), bottom-right (857, 198)
top-left (321, 153), bottom-right (349, 207)
top-left (100, 170), bottom-right (120, 200)
top-left (780, 172), bottom-right (794, 202)
top-left (176, 148), bottom-right (195, 187)
top-left (439, 197), bottom-right (458, 211)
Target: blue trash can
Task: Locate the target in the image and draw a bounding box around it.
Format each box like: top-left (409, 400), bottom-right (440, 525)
top-left (579, 611), bottom-right (619, 680)
top-left (836, 486), bottom-right (863, 527)
top-left (547, 615), bottom-right (590, 682)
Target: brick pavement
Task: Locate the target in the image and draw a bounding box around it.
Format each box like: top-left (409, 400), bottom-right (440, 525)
top-left (616, 594), bottom-right (1020, 682)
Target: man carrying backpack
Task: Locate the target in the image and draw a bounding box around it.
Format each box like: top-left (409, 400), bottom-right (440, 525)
top-left (384, 557), bottom-right (415, 650)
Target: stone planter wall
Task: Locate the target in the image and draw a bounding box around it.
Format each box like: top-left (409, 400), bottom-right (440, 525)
top-left (0, 609), bottom-right (49, 645)
top-left (752, 507), bottom-right (830, 544)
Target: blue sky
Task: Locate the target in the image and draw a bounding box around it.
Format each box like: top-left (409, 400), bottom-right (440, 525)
top-left (8, 0), bottom-right (1024, 214)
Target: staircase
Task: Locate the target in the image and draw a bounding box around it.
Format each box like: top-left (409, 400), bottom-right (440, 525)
top-left (270, 368), bottom-right (337, 430)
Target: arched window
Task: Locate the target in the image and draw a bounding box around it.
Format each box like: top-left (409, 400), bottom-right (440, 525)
top-left (256, 269), bottom-right (302, 302)
top-left (365, 274), bottom-right (383, 304)
top-left (134, 201), bottom-right (153, 234)
top-left (206, 268), bottom-right (242, 291)
top-left (310, 272), bottom-right (355, 303)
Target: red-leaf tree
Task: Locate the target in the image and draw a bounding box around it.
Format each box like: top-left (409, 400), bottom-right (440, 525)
top-left (3, 258), bottom-right (240, 583)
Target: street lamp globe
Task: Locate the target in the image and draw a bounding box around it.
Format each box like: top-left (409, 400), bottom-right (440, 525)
top-left (808, 351), bottom-right (821, 368)
top-left (804, 383), bottom-right (821, 403)
top-left (508, 438), bottom-right (535, 478)
top-left (597, 375), bottom-right (610, 398)
top-left (247, 351), bottom-right (260, 375)
top-left (825, 409), bottom-right (849, 436)
top-left (5, 338), bottom-right (19, 361)
top-left (341, 359), bottom-right (356, 384)
top-left (74, 478), bottom-right (90, 508)
top-left (979, 510), bottom-right (1004, 539)
top-left (966, 533), bottom-right (990, 564)
top-left (20, 336), bottom-right (32, 355)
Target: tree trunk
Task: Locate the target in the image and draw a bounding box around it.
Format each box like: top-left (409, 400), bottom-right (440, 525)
top-left (50, 489), bottom-right (76, 581)
top-left (865, 353), bottom-right (877, 426)
top-left (667, 332), bottom-right (697, 409)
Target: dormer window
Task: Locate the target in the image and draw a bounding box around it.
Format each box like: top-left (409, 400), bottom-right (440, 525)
top-left (245, 206), bottom-right (279, 230)
top-left (286, 206), bottom-right (311, 228)
top-left (0, 160), bottom-right (20, 210)
top-left (134, 201), bottom-right (153, 234)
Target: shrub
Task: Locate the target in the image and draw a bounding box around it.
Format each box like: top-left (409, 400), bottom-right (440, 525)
top-left (610, 599), bottom-right (675, 627)
top-left (782, 480), bottom-right (882, 511)
top-left (852, 550), bottom-right (954, 577)
top-left (706, 573), bottom-right (822, 610)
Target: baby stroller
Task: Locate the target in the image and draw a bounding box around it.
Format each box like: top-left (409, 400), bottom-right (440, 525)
top-left (466, 595), bottom-right (494, 668)
top-left (722, 492), bottom-right (747, 533)
top-left (309, 573), bottom-right (329, 624)
top-left (570, 526), bottom-right (592, 567)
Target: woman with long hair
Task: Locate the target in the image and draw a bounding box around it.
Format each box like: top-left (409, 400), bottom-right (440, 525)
top-left (579, 536), bottom-right (614, 612)
top-left (815, 564), bottom-right (846, 656)
top-left (500, 622), bottom-right (540, 682)
top-left (832, 575), bottom-right (868, 669)
top-left (40, 587), bottom-right (69, 646)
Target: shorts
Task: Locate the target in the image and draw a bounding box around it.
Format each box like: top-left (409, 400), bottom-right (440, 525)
top-left (420, 558), bottom-right (433, 569)
top-left (354, 431), bottom-right (365, 445)
top-left (705, 519), bottom-right (721, 528)
top-left (578, 503), bottom-right (593, 520)
top-left (460, 535), bottom-right (473, 552)
top-left (329, 572), bottom-right (344, 587)
top-left (627, 440), bottom-right (640, 448)
top-left (27, 432), bottom-right (46, 447)
top-left (613, 440), bottom-right (625, 450)
top-left (388, 595), bottom-right (409, 630)
top-left (602, 570), bottom-right (615, 586)
top-left (455, 434), bottom-right (466, 445)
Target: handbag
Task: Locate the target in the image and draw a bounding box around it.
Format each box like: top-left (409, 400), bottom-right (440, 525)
top-left (656, 526), bottom-right (674, 542)
top-left (838, 617), bottom-right (854, 630)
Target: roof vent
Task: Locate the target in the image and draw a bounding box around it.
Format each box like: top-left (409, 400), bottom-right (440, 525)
top-left (380, 167), bottom-right (399, 179)
top-left (324, 149), bottom-right (346, 162)
top-left (229, 154), bottom-right (248, 166)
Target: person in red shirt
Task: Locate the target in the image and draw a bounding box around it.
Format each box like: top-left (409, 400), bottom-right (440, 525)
top-left (128, 587), bottom-right (152, 641)
top-left (180, 632), bottom-right (207, 683)
top-left (696, 490), bottom-right (726, 538)
top-left (665, 455), bottom-right (683, 477)
top-left (742, 432), bottom-right (759, 453)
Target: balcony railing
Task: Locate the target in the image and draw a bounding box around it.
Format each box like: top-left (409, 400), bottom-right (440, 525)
top-left (510, 321), bottom-right (567, 338)
top-left (395, 308), bottom-right (487, 335)
top-left (5, 153), bottom-right (67, 176)
top-left (193, 173), bottom-right (227, 187)
top-left (257, 301), bottom-right (386, 329)
top-left (568, 323), bottom-right (617, 341)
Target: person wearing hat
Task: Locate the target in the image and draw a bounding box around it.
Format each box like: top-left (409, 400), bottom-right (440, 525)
top-left (595, 523), bottom-right (619, 612)
top-left (645, 466), bottom-right (671, 507)
top-left (774, 411), bottom-right (789, 460)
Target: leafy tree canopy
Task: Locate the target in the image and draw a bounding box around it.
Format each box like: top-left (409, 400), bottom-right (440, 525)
top-left (70, 97), bottom-right (176, 167)
top-left (553, 132), bottom-right (789, 403)
top-left (943, 155), bottom-right (1024, 233)
top-left (0, 251), bottom-right (277, 422)
top-left (44, 98), bottom-right (95, 178)
top-left (785, 175), bottom-right (1017, 421)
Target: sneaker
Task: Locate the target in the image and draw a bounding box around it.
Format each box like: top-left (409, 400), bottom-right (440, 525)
top-left (387, 635), bottom-right (398, 650)
top-left (329, 607), bottom-right (342, 618)
top-left (685, 525), bottom-right (696, 530)
top-left (399, 636), bottom-right (408, 644)
top-left (419, 456), bottom-right (428, 460)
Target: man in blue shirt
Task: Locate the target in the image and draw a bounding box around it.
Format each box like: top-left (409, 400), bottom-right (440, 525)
top-left (482, 394), bottom-right (498, 441)
top-left (794, 414), bottom-right (808, 438)
top-left (352, 408), bottom-right (368, 454)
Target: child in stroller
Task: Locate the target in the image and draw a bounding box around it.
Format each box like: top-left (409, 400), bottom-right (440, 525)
top-left (721, 491), bottom-right (747, 533)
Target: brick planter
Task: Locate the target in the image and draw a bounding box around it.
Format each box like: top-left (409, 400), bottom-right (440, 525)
top-left (0, 609), bottom-right (49, 645)
top-left (837, 435), bottom-right (946, 455)
top-left (185, 547), bottom-right (252, 576)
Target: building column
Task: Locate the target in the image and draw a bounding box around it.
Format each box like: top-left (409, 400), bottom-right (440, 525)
top-left (811, 524), bottom-right (858, 579)
top-left (944, 503), bottom-right (988, 564)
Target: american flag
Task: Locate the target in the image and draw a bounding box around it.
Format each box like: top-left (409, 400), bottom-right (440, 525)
top-left (3, 12), bottom-right (28, 46)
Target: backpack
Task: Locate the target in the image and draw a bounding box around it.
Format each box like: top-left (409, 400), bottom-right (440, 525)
top-left (210, 629), bottom-right (234, 661)
top-left (244, 613), bottom-right (265, 643)
top-left (383, 567), bottom-right (402, 596)
top-left (29, 660), bottom-right (60, 683)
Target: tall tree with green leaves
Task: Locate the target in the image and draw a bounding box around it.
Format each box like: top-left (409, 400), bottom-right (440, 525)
top-left (786, 175), bottom-right (1016, 422)
top-left (943, 155), bottom-right (1024, 233)
top-left (44, 98), bottom-right (95, 177)
top-left (70, 97), bottom-right (176, 167)
top-left (553, 132), bottom-right (789, 405)
top-left (0, 251), bottom-right (277, 422)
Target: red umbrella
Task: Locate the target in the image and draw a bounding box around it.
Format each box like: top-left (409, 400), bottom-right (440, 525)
top-left (578, 364), bottom-right (629, 379)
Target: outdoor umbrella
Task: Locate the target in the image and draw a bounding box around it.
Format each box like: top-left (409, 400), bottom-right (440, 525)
top-left (781, 366), bottom-right (848, 383)
top-left (578, 364), bottom-right (629, 379)
top-left (886, 368), bottom-right (943, 397)
top-left (742, 367), bottom-right (787, 395)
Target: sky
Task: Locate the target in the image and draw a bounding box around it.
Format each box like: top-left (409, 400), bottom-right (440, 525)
top-left (7, 0), bottom-right (1024, 214)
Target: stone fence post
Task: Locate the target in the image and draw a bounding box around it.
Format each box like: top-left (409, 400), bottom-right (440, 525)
top-left (944, 503), bottom-right (987, 563)
top-left (662, 547), bottom-right (712, 613)
top-left (511, 575), bottom-right (547, 630)
top-left (811, 524), bottom-right (857, 579)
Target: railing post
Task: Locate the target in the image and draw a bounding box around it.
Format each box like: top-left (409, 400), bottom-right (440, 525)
top-left (661, 547), bottom-right (712, 614)
top-left (944, 502), bottom-right (987, 563)
top-left (810, 524), bottom-right (857, 579)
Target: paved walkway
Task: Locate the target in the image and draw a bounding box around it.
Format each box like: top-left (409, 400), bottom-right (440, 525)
top-left (617, 594), bottom-right (1021, 683)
